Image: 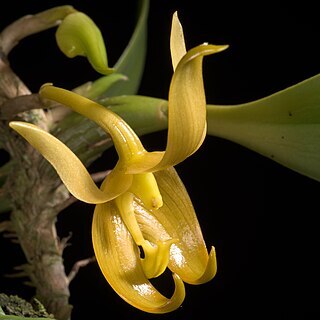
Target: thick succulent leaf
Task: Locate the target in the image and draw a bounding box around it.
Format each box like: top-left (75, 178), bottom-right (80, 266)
top-left (92, 200), bottom-right (186, 313)
top-left (207, 73), bottom-right (320, 182)
top-left (135, 167), bottom-right (217, 284)
top-left (99, 95), bottom-right (168, 136)
top-left (73, 73), bottom-right (128, 99)
top-left (102, 0), bottom-right (150, 97)
top-left (55, 11), bottom-right (114, 75)
top-left (9, 121), bottom-right (110, 204)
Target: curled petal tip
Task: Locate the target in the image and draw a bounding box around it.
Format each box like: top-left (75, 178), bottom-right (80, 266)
top-left (39, 83), bottom-right (53, 99)
top-left (133, 272), bottom-right (186, 314)
top-left (152, 273), bottom-right (185, 314)
top-left (40, 82), bottom-right (53, 90)
top-left (170, 273), bottom-right (186, 305)
top-left (212, 44), bottom-right (229, 51)
top-left (191, 246), bottom-right (217, 285)
top-left (191, 43), bottom-right (229, 58)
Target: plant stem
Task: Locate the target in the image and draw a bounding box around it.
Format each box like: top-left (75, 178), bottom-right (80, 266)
top-left (0, 41), bottom-right (72, 320)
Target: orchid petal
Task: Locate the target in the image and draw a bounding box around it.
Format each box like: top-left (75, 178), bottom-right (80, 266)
top-left (114, 175), bottom-right (172, 279)
top-left (55, 11), bottom-right (114, 75)
top-left (170, 11), bottom-right (186, 71)
top-left (114, 191), bottom-right (170, 278)
top-left (151, 44), bottom-right (228, 171)
top-left (134, 198), bottom-right (172, 243)
top-left (134, 195), bottom-right (216, 284)
top-left (151, 167), bottom-right (217, 284)
top-left (128, 168), bottom-right (216, 283)
top-left (126, 44), bottom-right (229, 174)
top-left (92, 200), bottom-right (185, 313)
top-left (9, 121), bottom-right (110, 204)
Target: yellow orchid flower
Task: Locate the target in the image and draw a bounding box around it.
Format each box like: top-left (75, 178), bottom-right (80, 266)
top-left (9, 12), bottom-right (227, 313)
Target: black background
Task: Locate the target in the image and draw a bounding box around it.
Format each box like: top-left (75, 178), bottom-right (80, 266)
top-left (1, 1), bottom-right (320, 319)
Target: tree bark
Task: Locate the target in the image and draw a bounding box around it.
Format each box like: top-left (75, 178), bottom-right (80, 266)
top-left (0, 52), bottom-right (73, 320)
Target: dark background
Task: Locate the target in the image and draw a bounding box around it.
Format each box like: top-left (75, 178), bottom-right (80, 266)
top-left (1, 1), bottom-right (320, 319)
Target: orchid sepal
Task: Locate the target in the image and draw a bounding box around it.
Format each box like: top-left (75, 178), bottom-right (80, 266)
top-left (40, 84), bottom-right (146, 164)
top-left (9, 121), bottom-right (110, 204)
top-left (186, 246), bottom-right (217, 285)
top-left (40, 42), bottom-right (228, 175)
top-left (92, 200), bottom-right (186, 313)
top-left (133, 167), bottom-right (217, 285)
top-left (170, 11), bottom-right (186, 71)
top-left (150, 44), bottom-right (228, 170)
top-left (125, 43), bottom-right (229, 174)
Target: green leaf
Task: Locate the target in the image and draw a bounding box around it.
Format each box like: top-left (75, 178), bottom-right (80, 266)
top-left (73, 73), bottom-right (128, 99)
top-left (93, 0), bottom-right (150, 97)
top-left (206, 73), bottom-right (320, 182)
top-left (99, 95), bottom-right (168, 135)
